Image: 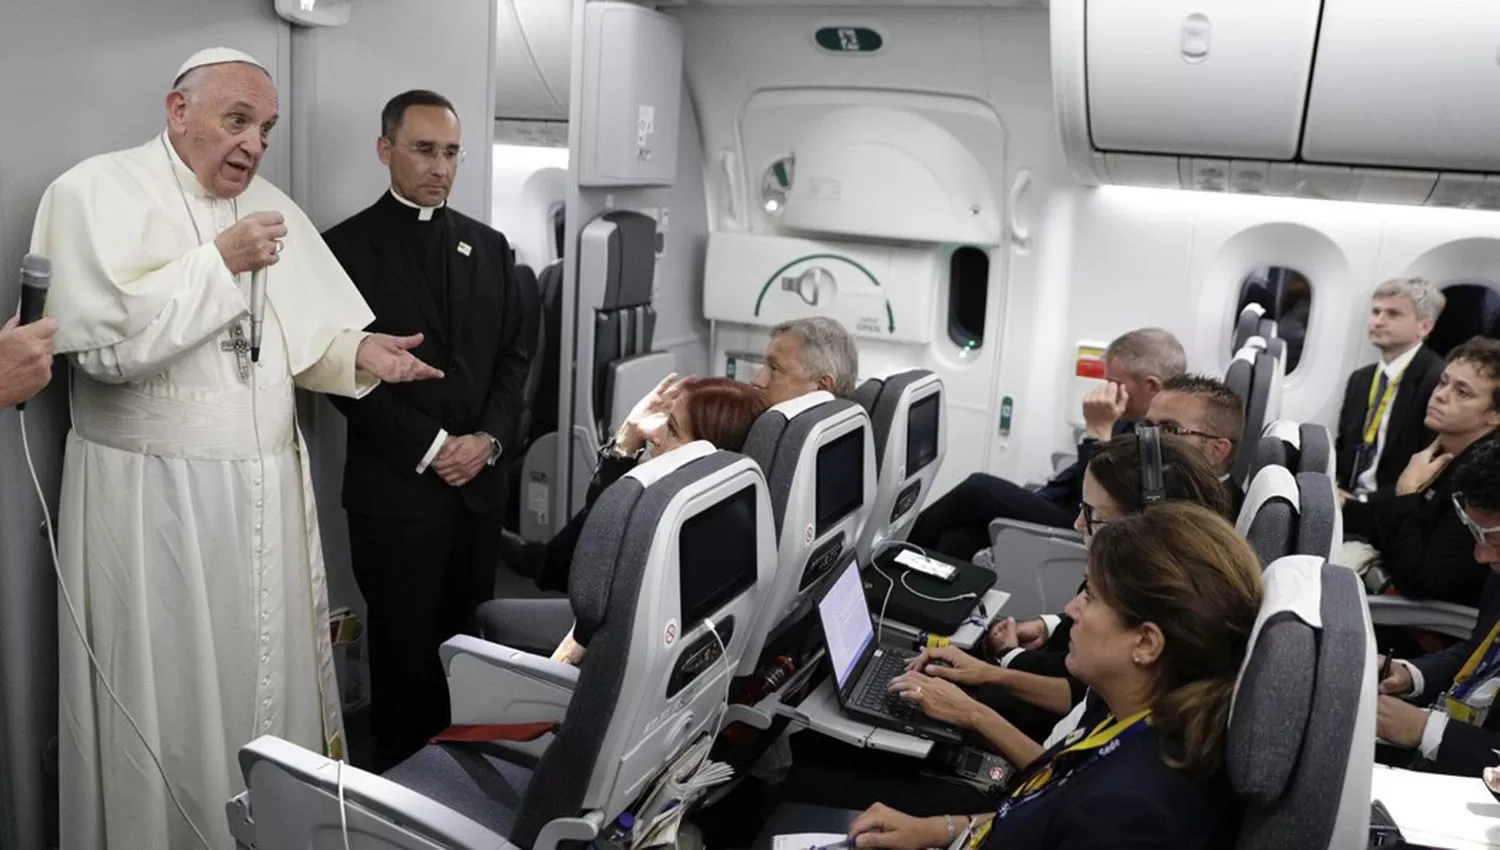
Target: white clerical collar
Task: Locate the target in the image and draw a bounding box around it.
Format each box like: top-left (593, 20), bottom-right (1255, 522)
top-left (1381, 343), bottom-right (1423, 378)
top-left (389, 188), bottom-right (445, 221)
top-left (159, 131), bottom-right (215, 200)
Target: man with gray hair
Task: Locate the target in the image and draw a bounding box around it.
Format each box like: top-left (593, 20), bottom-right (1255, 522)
top-left (1338, 277), bottom-right (1447, 502)
top-left (909, 327), bottom-right (1186, 560)
top-left (752, 315), bottom-right (860, 405)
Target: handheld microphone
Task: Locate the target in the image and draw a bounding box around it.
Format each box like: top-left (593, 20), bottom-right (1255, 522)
top-left (15, 253), bottom-right (52, 412)
top-left (18, 253), bottom-right (51, 326)
top-left (250, 267), bottom-right (266, 363)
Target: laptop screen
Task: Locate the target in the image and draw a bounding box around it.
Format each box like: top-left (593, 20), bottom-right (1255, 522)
top-left (818, 558), bottom-right (875, 690)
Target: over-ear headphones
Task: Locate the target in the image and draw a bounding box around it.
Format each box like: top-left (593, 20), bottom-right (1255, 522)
top-left (1136, 423), bottom-right (1166, 505)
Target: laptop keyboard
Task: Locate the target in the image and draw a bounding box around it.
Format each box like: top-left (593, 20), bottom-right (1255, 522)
top-left (854, 650), bottom-right (919, 720)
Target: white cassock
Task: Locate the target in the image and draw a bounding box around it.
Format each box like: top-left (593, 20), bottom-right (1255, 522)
top-left (29, 132), bottom-right (378, 850)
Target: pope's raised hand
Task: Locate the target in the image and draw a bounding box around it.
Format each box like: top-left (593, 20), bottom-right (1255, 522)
top-left (356, 333), bottom-right (444, 383)
top-left (215, 211), bottom-right (288, 274)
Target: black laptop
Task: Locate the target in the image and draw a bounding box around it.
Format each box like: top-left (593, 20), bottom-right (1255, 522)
top-left (816, 557), bottom-right (963, 744)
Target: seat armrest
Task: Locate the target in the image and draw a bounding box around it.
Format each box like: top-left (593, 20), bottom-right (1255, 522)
top-left (1365, 597), bottom-right (1479, 641)
top-left (238, 735), bottom-right (518, 850)
top-left (441, 635), bottom-right (578, 723)
top-left (988, 518), bottom-right (1086, 549)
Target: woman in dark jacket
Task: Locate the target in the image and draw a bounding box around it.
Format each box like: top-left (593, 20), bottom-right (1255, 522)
top-left (851, 502), bottom-right (1261, 850)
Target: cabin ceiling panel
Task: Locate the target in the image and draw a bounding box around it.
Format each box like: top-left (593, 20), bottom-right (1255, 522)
top-left (662, 0), bottom-right (1046, 6)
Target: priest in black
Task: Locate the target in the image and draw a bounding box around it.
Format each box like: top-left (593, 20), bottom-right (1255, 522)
top-left (323, 90), bottom-right (530, 771)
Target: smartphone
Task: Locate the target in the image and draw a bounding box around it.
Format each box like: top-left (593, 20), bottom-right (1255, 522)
top-left (893, 549), bottom-right (960, 583)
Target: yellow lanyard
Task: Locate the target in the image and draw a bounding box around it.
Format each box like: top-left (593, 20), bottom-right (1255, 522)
top-left (1455, 618), bottom-right (1500, 692)
top-left (1443, 618), bottom-right (1500, 724)
top-left (1362, 365), bottom-right (1405, 445)
top-left (965, 709), bottom-right (1152, 848)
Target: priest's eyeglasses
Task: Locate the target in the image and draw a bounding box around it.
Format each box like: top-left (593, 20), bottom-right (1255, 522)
top-left (1453, 492), bottom-right (1500, 546)
top-left (393, 140), bottom-right (466, 164)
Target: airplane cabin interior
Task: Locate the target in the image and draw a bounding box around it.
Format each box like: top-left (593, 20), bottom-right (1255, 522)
top-left (6, 0), bottom-right (1500, 848)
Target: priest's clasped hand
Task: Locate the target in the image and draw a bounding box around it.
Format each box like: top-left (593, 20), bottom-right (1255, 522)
top-left (356, 333), bottom-right (444, 383)
top-left (433, 435), bottom-right (491, 487)
top-left (216, 211), bottom-right (288, 274)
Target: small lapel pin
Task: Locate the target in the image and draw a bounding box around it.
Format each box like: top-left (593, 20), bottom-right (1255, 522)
top-left (457, 241), bottom-right (472, 256)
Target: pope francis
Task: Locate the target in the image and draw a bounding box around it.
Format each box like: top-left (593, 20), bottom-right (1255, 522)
top-left (29, 47), bottom-right (442, 849)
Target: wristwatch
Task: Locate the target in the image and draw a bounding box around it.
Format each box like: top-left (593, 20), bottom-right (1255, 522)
top-left (477, 432), bottom-right (502, 466)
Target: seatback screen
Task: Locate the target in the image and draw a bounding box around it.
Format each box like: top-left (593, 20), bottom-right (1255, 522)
top-left (679, 484), bottom-right (758, 627)
top-left (816, 429), bottom-right (864, 535)
top-left (906, 393), bottom-right (940, 476)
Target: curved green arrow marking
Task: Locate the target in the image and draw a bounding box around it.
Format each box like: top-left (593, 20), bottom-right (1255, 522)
top-left (752, 252), bottom-right (897, 333)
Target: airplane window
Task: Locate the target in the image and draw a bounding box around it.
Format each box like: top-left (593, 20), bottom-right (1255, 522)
top-left (1231, 266), bottom-right (1311, 373)
top-left (948, 246), bottom-right (989, 355)
top-left (760, 156), bottom-right (794, 216)
top-left (1428, 281), bottom-right (1500, 357)
top-left (550, 204), bottom-right (566, 261)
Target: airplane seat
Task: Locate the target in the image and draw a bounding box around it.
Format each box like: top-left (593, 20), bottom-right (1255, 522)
top-left (230, 442), bottom-right (777, 850)
top-left (850, 370), bottom-right (946, 565)
top-left (1232, 303), bottom-right (1268, 352)
top-left (1254, 420), bottom-right (1334, 481)
top-left (1236, 465), bottom-right (1300, 568)
top-left (1260, 345), bottom-right (1287, 424)
top-left (585, 211), bottom-right (674, 439)
top-left (980, 519), bottom-right (1086, 620)
top-left (735, 391), bottom-right (878, 678)
top-left (529, 261), bottom-right (565, 443)
top-left (1257, 316), bottom-right (1280, 344)
top-left (852, 378), bottom-right (882, 417)
top-left (1228, 556), bottom-right (1374, 849)
top-left (517, 210), bottom-right (670, 543)
top-left (1224, 346), bottom-right (1256, 412)
top-left (1231, 345), bottom-right (1275, 487)
top-left (1294, 472), bottom-right (1340, 562)
top-left (1297, 424), bottom-right (1334, 478)
top-left (503, 262), bottom-right (544, 530)
top-left (1250, 420), bottom-right (1297, 483)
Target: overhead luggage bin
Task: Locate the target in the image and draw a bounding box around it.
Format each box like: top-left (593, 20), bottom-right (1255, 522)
top-left (1084, 0), bottom-right (1321, 161)
top-left (1302, 0), bottom-right (1500, 173)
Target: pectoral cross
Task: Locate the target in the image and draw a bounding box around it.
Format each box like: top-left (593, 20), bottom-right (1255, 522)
top-left (221, 322), bottom-right (252, 383)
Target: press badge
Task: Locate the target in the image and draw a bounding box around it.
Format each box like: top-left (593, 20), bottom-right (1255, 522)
top-left (1444, 676), bottom-right (1500, 726)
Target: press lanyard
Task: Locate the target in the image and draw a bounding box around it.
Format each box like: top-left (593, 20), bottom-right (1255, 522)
top-left (1362, 365), bottom-right (1406, 445)
top-left (1443, 618), bottom-right (1500, 724)
top-left (970, 709), bottom-right (1152, 840)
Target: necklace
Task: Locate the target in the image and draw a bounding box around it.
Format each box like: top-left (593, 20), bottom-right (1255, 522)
top-left (162, 135), bottom-right (253, 381)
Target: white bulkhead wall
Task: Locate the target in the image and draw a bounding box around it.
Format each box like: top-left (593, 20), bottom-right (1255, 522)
top-left (675, 3), bottom-right (1500, 493)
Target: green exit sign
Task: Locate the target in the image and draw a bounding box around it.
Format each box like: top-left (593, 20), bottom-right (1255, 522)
top-left (815, 27), bottom-right (884, 54)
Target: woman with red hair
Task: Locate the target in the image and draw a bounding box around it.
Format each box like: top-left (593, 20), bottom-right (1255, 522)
top-left (483, 373), bottom-right (768, 659)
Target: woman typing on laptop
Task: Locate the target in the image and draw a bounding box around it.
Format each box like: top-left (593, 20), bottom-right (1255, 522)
top-left (776, 433), bottom-right (1238, 817)
top-left (847, 502), bottom-right (1260, 850)
top-left (901, 433), bottom-right (1236, 756)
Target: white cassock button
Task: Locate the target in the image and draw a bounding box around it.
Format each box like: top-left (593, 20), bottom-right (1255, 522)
top-left (261, 654), bottom-right (269, 664)
top-left (255, 523), bottom-right (262, 532)
top-left (256, 499), bottom-right (263, 508)
top-left (254, 478), bottom-right (262, 487)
